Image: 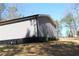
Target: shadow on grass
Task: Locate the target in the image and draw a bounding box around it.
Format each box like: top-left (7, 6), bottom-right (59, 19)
top-left (0, 40), bottom-right (79, 56)
top-left (0, 45), bottom-right (22, 56)
top-left (42, 41), bottom-right (79, 56)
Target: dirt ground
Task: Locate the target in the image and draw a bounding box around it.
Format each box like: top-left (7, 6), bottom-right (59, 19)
top-left (0, 39), bottom-right (79, 56)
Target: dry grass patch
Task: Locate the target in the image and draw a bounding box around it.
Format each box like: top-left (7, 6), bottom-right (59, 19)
top-left (0, 39), bottom-right (79, 56)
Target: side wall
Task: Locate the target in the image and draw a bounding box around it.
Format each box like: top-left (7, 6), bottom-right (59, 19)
top-left (0, 20), bottom-right (37, 41)
top-left (37, 16), bottom-right (57, 38)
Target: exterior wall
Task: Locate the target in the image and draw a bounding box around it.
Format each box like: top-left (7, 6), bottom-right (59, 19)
top-left (37, 17), bottom-right (57, 38)
top-left (0, 15), bottom-right (57, 42)
top-left (0, 20), bottom-right (37, 41)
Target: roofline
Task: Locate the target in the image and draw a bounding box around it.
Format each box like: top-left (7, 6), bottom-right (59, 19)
top-left (0, 14), bottom-right (38, 26)
top-left (40, 15), bottom-right (56, 27)
top-left (0, 14), bottom-right (56, 27)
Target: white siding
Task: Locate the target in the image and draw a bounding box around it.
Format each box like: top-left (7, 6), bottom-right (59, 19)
top-left (0, 20), bottom-right (36, 41)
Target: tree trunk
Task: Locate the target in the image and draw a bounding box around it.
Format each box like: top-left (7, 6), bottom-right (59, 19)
top-left (0, 13), bottom-right (1, 21)
top-left (69, 26), bottom-right (74, 37)
top-left (73, 19), bottom-right (77, 37)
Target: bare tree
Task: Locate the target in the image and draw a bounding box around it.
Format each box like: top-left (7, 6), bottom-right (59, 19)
top-left (61, 13), bottom-right (75, 37)
top-left (55, 20), bottom-right (62, 38)
top-left (6, 6), bottom-right (22, 20)
top-left (72, 4), bottom-right (79, 37)
top-left (70, 4), bottom-right (79, 37)
top-left (0, 3), bottom-right (5, 21)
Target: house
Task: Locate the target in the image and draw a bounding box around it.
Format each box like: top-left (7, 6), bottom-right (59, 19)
top-left (0, 14), bottom-right (57, 44)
